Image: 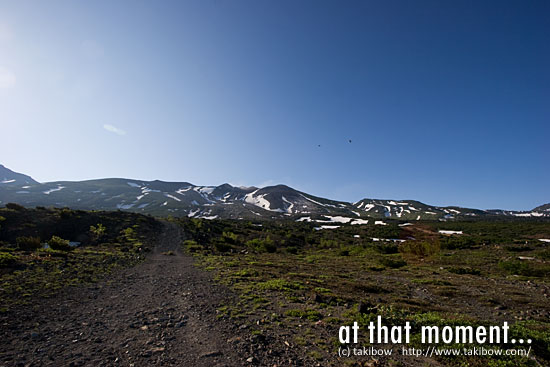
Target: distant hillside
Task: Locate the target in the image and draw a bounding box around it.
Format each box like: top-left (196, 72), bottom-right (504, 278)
top-left (0, 164), bottom-right (38, 186)
top-left (0, 164), bottom-right (548, 221)
top-left (533, 203), bottom-right (550, 212)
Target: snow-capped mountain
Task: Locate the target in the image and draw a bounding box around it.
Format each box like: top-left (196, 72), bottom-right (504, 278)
top-left (0, 164), bottom-right (548, 220)
top-left (351, 199), bottom-right (488, 220)
top-left (0, 164), bottom-right (38, 186)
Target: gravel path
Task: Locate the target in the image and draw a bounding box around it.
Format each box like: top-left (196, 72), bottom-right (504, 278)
top-left (0, 223), bottom-right (254, 367)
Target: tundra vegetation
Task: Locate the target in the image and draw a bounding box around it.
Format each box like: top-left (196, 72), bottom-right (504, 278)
top-left (179, 217), bottom-right (550, 367)
top-left (1, 205), bottom-right (549, 366)
top-left (0, 206), bottom-right (161, 310)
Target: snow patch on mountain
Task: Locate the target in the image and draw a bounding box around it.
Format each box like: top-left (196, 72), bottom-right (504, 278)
top-left (321, 216), bottom-right (353, 224)
top-left (439, 230), bottom-right (463, 235)
top-left (117, 203), bottom-right (134, 209)
top-left (282, 196), bottom-right (294, 214)
top-left (176, 187), bottom-right (192, 195)
top-left (315, 225), bottom-right (340, 230)
top-left (363, 204), bottom-right (375, 211)
top-left (165, 193), bottom-right (181, 202)
top-left (300, 194), bottom-right (327, 207)
top-left (43, 186), bottom-right (65, 195)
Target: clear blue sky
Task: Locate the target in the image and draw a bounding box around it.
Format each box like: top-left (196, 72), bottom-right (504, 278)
top-left (0, 1), bottom-right (548, 210)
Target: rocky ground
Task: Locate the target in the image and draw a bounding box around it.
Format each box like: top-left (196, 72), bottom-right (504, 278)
top-left (0, 223), bottom-right (298, 367)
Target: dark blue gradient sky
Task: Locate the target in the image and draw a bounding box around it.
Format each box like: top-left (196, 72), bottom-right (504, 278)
top-left (1, 1), bottom-right (548, 210)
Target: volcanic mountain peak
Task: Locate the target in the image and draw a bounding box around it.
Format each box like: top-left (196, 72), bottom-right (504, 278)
top-left (0, 164), bottom-right (548, 220)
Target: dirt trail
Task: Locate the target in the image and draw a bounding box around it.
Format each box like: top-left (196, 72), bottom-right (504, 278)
top-left (0, 223), bottom-right (254, 366)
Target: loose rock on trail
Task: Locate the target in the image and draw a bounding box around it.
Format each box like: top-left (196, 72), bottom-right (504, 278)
top-left (0, 223), bottom-right (263, 366)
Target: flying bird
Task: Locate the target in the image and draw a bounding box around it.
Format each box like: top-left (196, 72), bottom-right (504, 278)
top-left (348, 139), bottom-right (352, 143)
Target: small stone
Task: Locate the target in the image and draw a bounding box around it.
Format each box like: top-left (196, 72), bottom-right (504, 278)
top-left (140, 350), bottom-right (152, 358)
top-left (200, 351), bottom-right (222, 358)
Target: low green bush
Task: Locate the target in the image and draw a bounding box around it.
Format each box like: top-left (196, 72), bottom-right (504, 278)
top-left (5, 203), bottom-right (25, 211)
top-left (286, 246), bottom-right (298, 254)
top-left (48, 236), bottom-right (73, 251)
top-left (499, 261), bottom-right (549, 277)
top-left (183, 240), bottom-right (203, 252)
top-left (0, 252), bottom-right (18, 267)
top-left (400, 240), bottom-right (440, 257)
top-left (374, 242), bottom-right (399, 254)
top-left (379, 256), bottom-right (407, 269)
top-left (246, 237), bottom-right (276, 253)
top-left (16, 236), bottom-right (41, 251)
top-left (213, 239), bottom-right (233, 253)
top-left (90, 223), bottom-right (106, 240)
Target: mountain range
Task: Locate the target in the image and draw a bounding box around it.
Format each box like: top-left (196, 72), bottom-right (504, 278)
top-left (1, 164), bottom-right (548, 221)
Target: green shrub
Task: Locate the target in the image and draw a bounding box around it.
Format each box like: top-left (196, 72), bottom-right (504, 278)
top-left (498, 261), bottom-right (548, 277)
top-left (285, 233), bottom-right (306, 248)
top-left (286, 246), bottom-right (298, 254)
top-left (213, 240), bottom-right (233, 253)
top-left (59, 208), bottom-right (74, 219)
top-left (183, 240), bottom-right (203, 252)
top-left (510, 320), bottom-right (550, 360)
top-left (374, 242), bottom-right (399, 254)
top-left (400, 240), bottom-right (440, 257)
top-left (16, 236), bottom-right (41, 251)
top-left (379, 256), bottom-right (407, 268)
top-left (246, 237), bottom-right (276, 253)
top-left (233, 268), bottom-right (258, 277)
top-left (121, 227), bottom-right (138, 242)
top-left (256, 279), bottom-right (304, 292)
top-left (90, 223), bottom-right (106, 240)
top-left (319, 238), bottom-right (339, 249)
top-left (0, 252), bottom-right (18, 267)
top-left (338, 249), bottom-right (350, 256)
top-left (222, 231), bottom-right (238, 244)
top-left (440, 236), bottom-right (478, 250)
top-left (5, 203), bottom-right (24, 211)
top-left (48, 236), bottom-right (72, 251)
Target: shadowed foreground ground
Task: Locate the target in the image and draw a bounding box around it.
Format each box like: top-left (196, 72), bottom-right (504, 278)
top-left (0, 224), bottom-right (261, 367)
